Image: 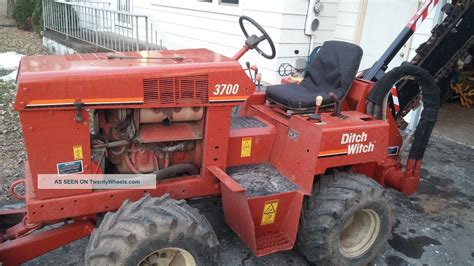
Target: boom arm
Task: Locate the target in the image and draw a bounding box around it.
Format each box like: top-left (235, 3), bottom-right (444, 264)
top-left (396, 2), bottom-right (474, 119)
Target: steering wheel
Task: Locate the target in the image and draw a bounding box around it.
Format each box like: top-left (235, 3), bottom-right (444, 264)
top-left (239, 16), bottom-right (276, 59)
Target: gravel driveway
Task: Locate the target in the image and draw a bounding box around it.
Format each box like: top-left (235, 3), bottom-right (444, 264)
top-left (0, 27), bottom-right (46, 206)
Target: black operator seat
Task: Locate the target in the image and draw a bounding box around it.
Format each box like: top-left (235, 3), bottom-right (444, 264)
top-left (266, 41), bottom-right (363, 110)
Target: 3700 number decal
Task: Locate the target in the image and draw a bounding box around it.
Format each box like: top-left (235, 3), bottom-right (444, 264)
top-left (213, 84), bottom-right (240, 96)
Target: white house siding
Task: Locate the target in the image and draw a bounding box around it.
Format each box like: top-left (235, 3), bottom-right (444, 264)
top-left (326, 0), bottom-right (442, 70)
top-left (333, 0), bottom-right (358, 43)
top-left (131, 0), bottom-right (442, 82)
top-left (133, 0), bottom-right (307, 83)
top-left (274, 0), bottom-right (340, 81)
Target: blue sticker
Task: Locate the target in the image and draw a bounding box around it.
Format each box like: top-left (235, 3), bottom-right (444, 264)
top-left (288, 128), bottom-right (299, 141)
top-left (388, 146), bottom-right (399, 155)
top-left (57, 160), bottom-right (83, 176)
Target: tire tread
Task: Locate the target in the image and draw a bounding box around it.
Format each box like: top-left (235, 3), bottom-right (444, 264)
top-left (85, 194), bottom-right (219, 266)
top-left (296, 171), bottom-right (394, 265)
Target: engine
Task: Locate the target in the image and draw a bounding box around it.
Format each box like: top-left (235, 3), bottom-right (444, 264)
top-left (90, 107), bottom-right (204, 179)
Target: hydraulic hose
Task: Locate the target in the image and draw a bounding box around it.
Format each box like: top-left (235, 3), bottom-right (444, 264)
top-left (366, 63), bottom-right (440, 160)
top-left (156, 163), bottom-right (199, 180)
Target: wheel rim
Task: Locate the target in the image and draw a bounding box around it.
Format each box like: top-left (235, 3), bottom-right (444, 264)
top-left (338, 208), bottom-right (381, 258)
top-left (138, 247), bottom-right (196, 266)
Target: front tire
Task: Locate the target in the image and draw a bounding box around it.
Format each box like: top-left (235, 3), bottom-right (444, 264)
top-left (297, 172), bottom-right (394, 265)
top-left (85, 194), bottom-right (219, 266)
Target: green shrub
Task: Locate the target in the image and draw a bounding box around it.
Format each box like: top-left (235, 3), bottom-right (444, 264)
top-left (13, 0), bottom-right (36, 31)
top-left (32, 0), bottom-right (43, 33)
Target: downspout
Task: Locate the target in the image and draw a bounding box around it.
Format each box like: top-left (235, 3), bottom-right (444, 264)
top-left (305, 0), bottom-right (322, 56)
top-left (353, 0), bottom-right (368, 45)
top-left (309, 37), bottom-right (315, 55)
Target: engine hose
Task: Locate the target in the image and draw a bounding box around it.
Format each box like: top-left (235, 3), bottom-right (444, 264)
top-left (122, 153), bottom-right (142, 174)
top-left (156, 163), bottom-right (199, 180)
top-left (366, 63), bottom-right (440, 160)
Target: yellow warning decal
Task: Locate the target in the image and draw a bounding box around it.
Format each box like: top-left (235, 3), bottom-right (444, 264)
top-left (73, 145), bottom-right (83, 160)
top-left (261, 199), bottom-right (279, 225)
top-left (241, 137), bottom-right (252, 158)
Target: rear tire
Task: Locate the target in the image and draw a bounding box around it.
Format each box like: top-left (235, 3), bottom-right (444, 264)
top-left (85, 194), bottom-right (219, 266)
top-left (297, 172), bottom-right (394, 265)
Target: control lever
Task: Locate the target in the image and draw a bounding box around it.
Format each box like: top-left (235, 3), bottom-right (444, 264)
top-left (308, 96), bottom-right (323, 121)
top-left (256, 73), bottom-right (262, 91)
top-left (329, 92), bottom-right (341, 117)
top-left (252, 65), bottom-right (258, 80)
top-left (251, 64), bottom-right (259, 84)
top-left (245, 62), bottom-right (254, 82)
top-left (74, 101), bottom-right (85, 122)
top-left (253, 65), bottom-right (259, 86)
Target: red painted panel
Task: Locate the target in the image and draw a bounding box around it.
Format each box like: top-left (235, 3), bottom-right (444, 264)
top-left (20, 110), bottom-right (92, 200)
top-left (210, 165), bottom-right (304, 257)
top-left (269, 124), bottom-right (290, 170)
top-left (247, 192), bottom-right (304, 256)
top-left (219, 183), bottom-right (257, 252)
top-left (0, 220), bottom-right (94, 265)
top-left (26, 173), bottom-right (219, 223)
top-left (345, 79), bottom-right (374, 112)
top-left (252, 110), bottom-right (390, 194)
top-left (201, 106), bottom-right (232, 179)
top-left (227, 117), bottom-right (276, 167)
top-left (15, 49), bottom-right (255, 111)
top-left (276, 116), bottom-right (322, 194)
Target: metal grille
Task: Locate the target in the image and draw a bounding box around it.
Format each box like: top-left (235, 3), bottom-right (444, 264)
top-left (143, 78), bottom-right (159, 102)
top-left (143, 75), bottom-right (209, 105)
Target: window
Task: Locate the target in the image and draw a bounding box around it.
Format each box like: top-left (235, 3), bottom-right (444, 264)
top-left (196, 0), bottom-right (239, 5)
top-left (220, 0), bottom-right (239, 4)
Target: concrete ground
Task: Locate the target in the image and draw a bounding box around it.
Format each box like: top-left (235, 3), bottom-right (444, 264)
top-left (432, 103), bottom-right (474, 147)
top-left (23, 105), bottom-right (474, 266)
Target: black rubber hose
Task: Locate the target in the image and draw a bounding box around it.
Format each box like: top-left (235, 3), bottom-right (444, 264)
top-left (156, 163), bottom-right (199, 180)
top-left (366, 63), bottom-right (440, 160)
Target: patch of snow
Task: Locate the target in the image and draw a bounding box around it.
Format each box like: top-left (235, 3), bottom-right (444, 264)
top-left (0, 52), bottom-right (23, 82)
top-left (0, 202), bottom-right (25, 210)
top-left (0, 70), bottom-right (17, 81)
top-left (0, 52), bottom-right (23, 70)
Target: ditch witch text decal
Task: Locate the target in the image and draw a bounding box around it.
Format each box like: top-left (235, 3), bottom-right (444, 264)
top-left (318, 132), bottom-right (374, 158)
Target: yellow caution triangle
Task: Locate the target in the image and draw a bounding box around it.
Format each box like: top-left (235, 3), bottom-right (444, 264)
top-left (264, 204), bottom-right (276, 215)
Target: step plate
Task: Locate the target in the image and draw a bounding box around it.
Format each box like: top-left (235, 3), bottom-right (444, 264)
top-left (227, 164), bottom-right (299, 197)
top-left (256, 232), bottom-right (292, 254)
top-left (231, 117), bottom-right (267, 129)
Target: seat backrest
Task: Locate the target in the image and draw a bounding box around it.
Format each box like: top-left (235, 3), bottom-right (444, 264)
top-left (300, 41), bottom-right (363, 102)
